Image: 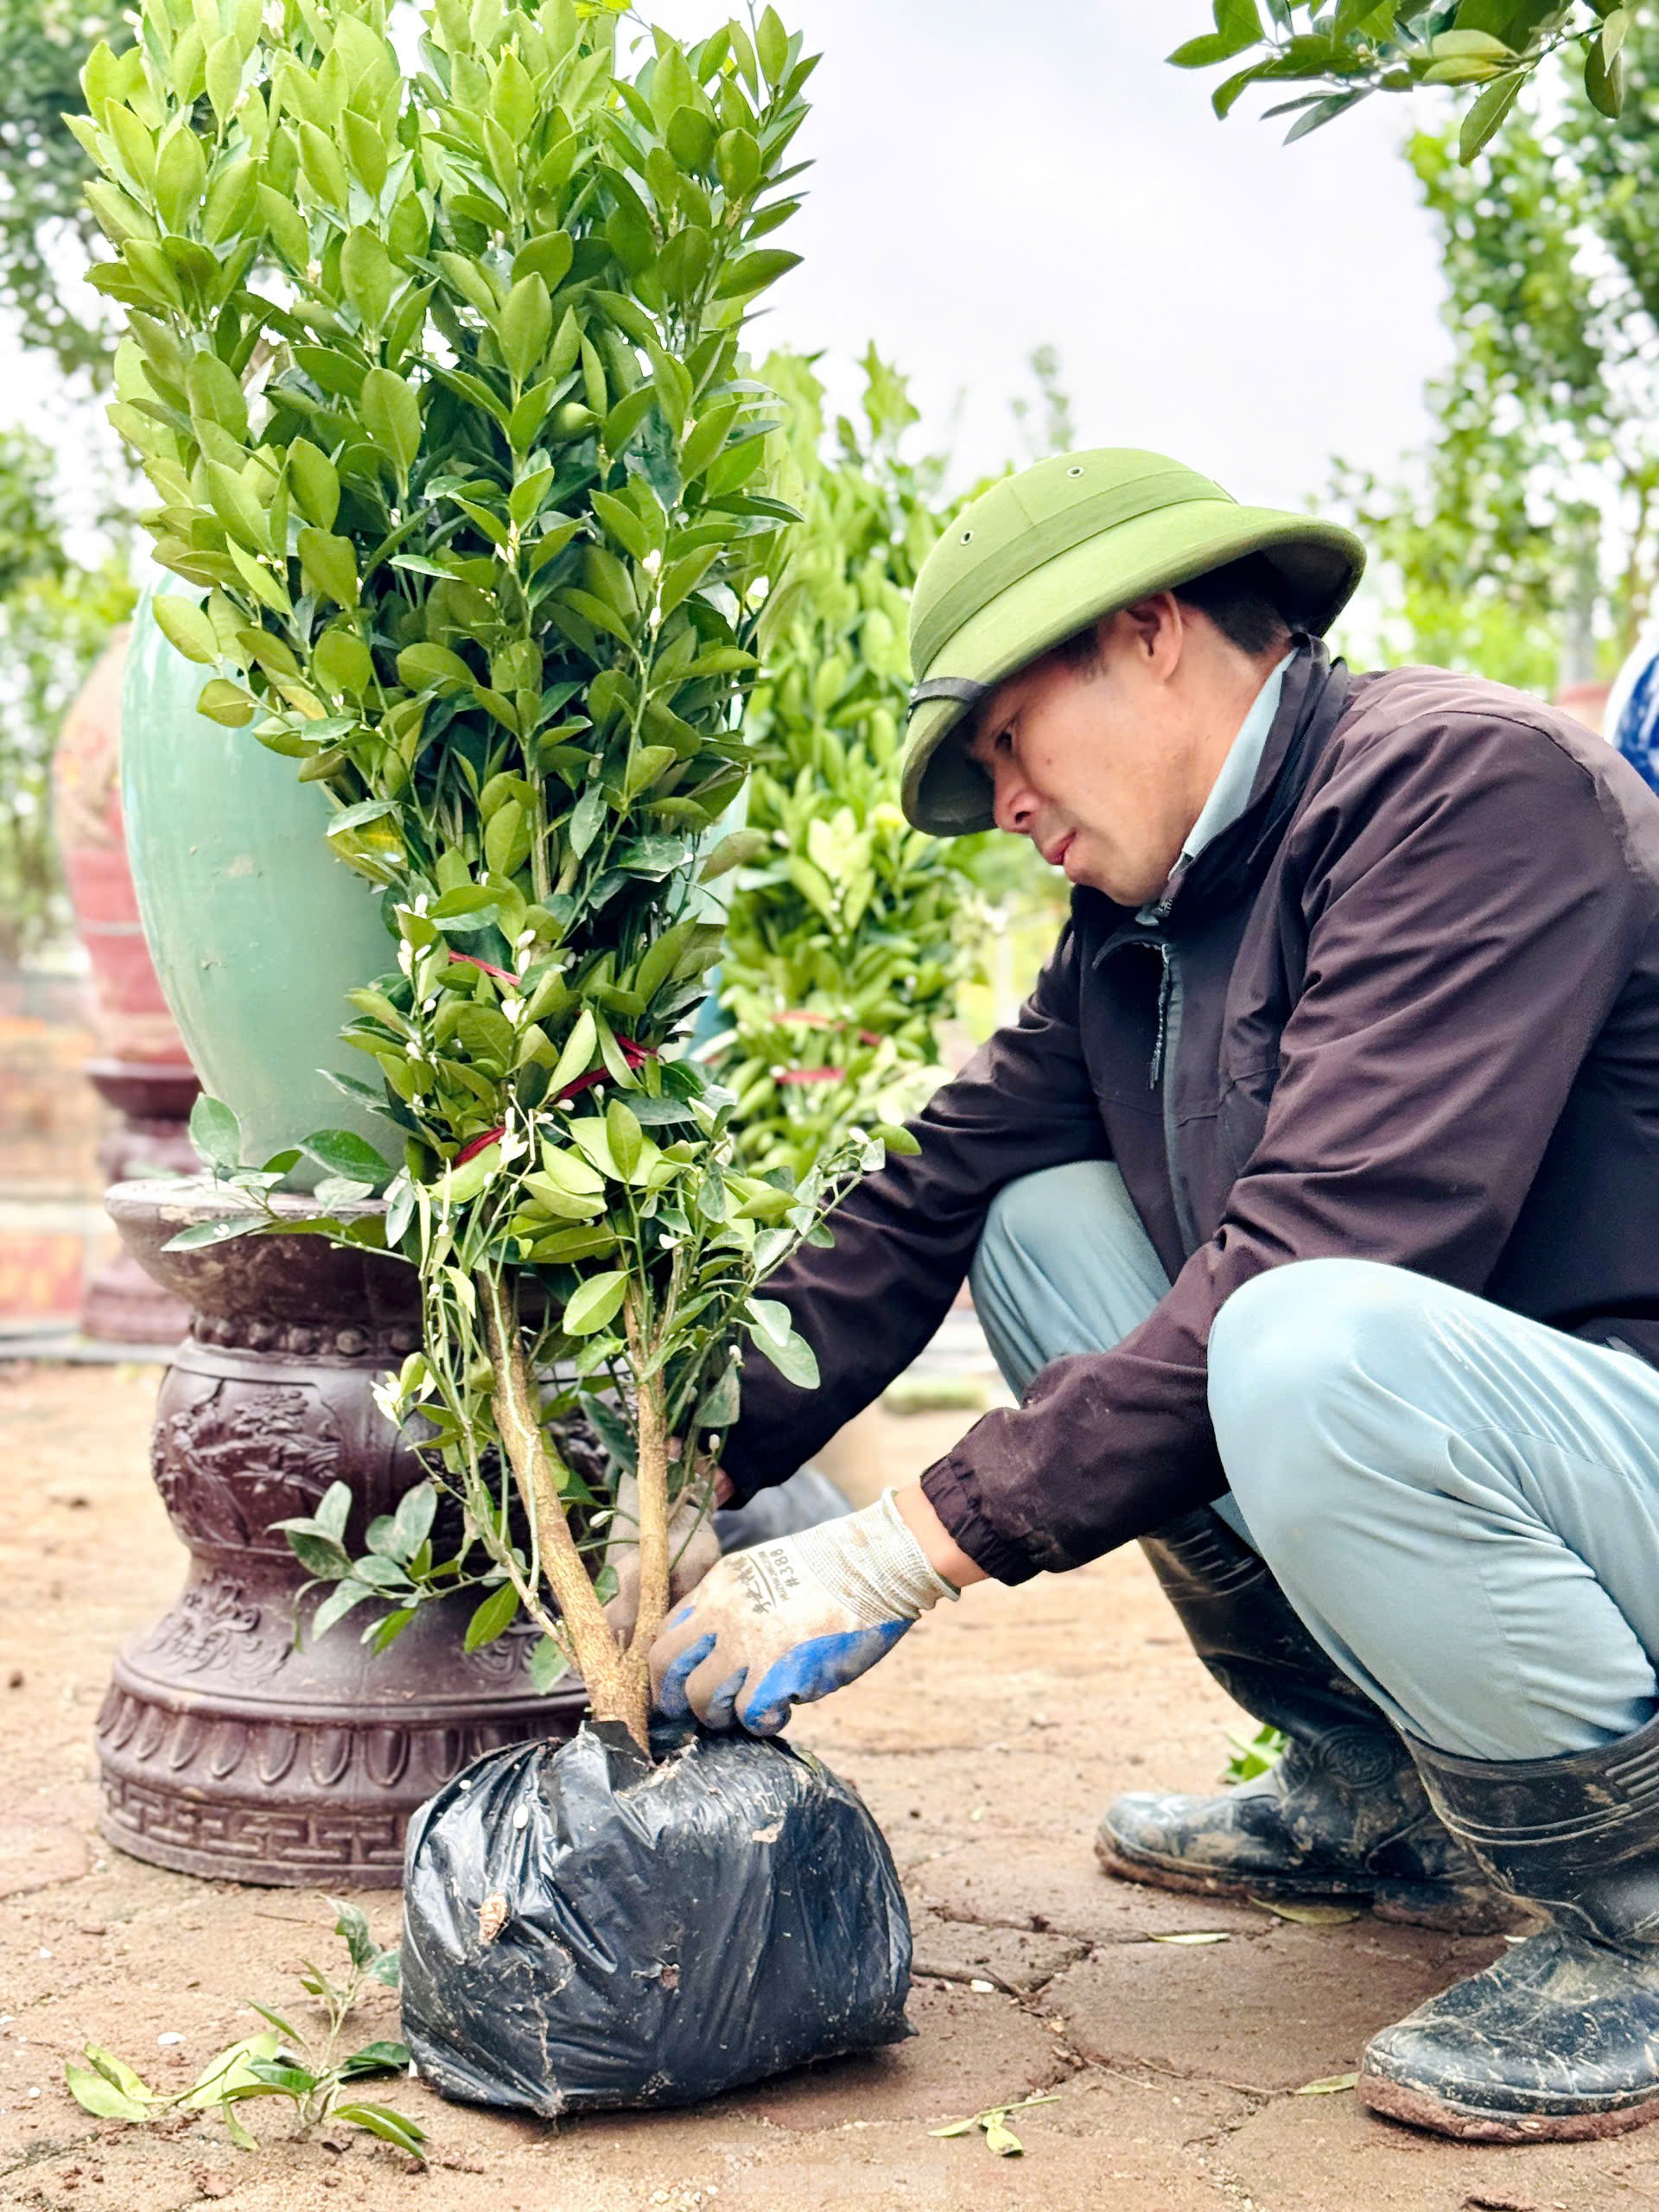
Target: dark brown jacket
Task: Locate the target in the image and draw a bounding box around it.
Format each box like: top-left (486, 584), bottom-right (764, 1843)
top-left (721, 645), bottom-right (1659, 1582)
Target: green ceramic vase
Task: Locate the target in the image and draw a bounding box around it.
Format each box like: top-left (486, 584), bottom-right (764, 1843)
top-left (121, 581), bottom-right (395, 1176)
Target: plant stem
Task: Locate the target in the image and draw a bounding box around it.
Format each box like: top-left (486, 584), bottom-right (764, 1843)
top-left (623, 1289), bottom-right (671, 1669)
top-left (480, 1276), bottom-right (647, 1748)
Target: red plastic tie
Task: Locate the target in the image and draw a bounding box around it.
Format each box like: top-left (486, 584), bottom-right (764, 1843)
top-left (555, 1033), bottom-right (655, 1107)
top-left (448, 950), bottom-right (518, 986)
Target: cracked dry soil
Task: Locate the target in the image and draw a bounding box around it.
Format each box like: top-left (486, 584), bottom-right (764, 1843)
top-left (3, 1361), bottom-right (1657, 2210)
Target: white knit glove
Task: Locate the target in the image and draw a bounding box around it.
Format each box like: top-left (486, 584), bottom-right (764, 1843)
top-left (649, 1490), bottom-right (957, 1735)
top-left (600, 1467), bottom-right (721, 1641)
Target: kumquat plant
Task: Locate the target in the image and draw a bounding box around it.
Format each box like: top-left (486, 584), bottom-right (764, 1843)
top-left (78, 0), bottom-right (917, 1747)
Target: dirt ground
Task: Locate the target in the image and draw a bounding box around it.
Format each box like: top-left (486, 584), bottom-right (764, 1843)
top-left (3, 1361), bottom-right (1656, 2212)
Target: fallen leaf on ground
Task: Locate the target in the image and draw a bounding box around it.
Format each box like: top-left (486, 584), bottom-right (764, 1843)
top-left (1295, 2072), bottom-right (1360, 2095)
top-left (929, 2090), bottom-right (1061, 2152)
top-left (1250, 1897), bottom-right (1363, 1925)
top-left (1147, 1931), bottom-right (1230, 1946)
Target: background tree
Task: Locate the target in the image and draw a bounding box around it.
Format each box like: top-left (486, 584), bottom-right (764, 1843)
top-left (1332, 16), bottom-right (1659, 687)
top-left (0, 423), bottom-right (134, 963)
top-left (0, 0), bottom-right (130, 388)
top-left (1169, 2), bottom-right (1640, 162)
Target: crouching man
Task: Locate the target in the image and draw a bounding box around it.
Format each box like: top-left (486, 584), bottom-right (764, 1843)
top-left (648, 448), bottom-right (1659, 2144)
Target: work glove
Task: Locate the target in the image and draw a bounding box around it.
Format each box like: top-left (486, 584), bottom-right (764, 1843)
top-left (649, 1489), bottom-right (958, 1735)
top-left (601, 1466), bottom-right (721, 1643)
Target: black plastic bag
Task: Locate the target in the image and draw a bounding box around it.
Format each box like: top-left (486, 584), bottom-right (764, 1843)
top-left (400, 1720), bottom-right (912, 2114)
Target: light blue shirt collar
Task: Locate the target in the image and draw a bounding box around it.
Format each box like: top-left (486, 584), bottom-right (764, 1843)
top-left (1138, 651), bottom-right (1294, 924)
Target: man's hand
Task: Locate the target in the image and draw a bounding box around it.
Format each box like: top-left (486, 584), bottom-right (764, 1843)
top-left (648, 1489), bottom-right (959, 1735)
top-left (601, 1466), bottom-right (721, 1642)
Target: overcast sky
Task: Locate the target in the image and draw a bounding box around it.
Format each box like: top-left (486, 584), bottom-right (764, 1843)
top-left (640, 0), bottom-right (1450, 512)
top-left (5, 3), bottom-right (1453, 550)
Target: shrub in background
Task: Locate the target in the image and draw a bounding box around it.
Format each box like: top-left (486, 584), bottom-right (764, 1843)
top-left (714, 348), bottom-right (993, 1179)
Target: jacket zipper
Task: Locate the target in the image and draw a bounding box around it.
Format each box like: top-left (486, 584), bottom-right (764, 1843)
top-left (1146, 930), bottom-right (1199, 1256)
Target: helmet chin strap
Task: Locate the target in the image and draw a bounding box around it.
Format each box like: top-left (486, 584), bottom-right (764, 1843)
top-left (907, 675), bottom-right (989, 717)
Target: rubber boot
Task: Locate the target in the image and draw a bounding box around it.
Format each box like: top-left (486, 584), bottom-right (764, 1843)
top-left (1358, 1709), bottom-right (1659, 2142)
top-left (1096, 1509), bottom-right (1512, 1933)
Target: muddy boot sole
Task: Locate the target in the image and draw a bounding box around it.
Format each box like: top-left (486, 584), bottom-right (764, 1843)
top-left (1095, 1831), bottom-right (1522, 1936)
top-left (1357, 2065), bottom-right (1659, 2144)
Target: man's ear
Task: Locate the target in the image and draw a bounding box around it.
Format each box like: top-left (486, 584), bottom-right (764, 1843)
top-left (1120, 593), bottom-right (1183, 679)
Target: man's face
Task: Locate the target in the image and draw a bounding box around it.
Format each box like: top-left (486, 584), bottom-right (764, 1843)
top-left (963, 602), bottom-right (1207, 907)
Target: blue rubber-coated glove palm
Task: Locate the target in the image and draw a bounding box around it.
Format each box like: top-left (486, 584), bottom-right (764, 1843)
top-left (648, 1491), bottom-right (957, 1736)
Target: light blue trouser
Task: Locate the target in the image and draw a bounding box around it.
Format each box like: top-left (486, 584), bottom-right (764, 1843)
top-left (969, 1160), bottom-right (1659, 1764)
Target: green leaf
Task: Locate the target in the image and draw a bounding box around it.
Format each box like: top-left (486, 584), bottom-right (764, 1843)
top-left (512, 230), bottom-right (575, 289)
top-left (749, 1323), bottom-right (818, 1390)
top-left (1586, 36), bottom-right (1625, 117)
top-left (1459, 70), bottom-right (1522, 161)
top-left (499, 274), bottom-right (553, 384)
top-left (536, 1137), bottom-right (606, 1194)
top-left (436, 1144), bottom-right (501, 1205)
top-left (342, 226), bottom-right (393, 327)
top-left (189, 1093), bottom-right (242, 1170)
top-left (187, 352), bottom-right (249, 442)
top-left (317, 1479), bottom-right (353, 1541)
top-left (289, 439), bottom-right (341, 531)
top-left (339, 2040), bottom-right (410, 2078)
top-left (334, 2102), bottom-right (427, 2159)
top-left (606, 1097), bottom-right (643, 1179)
top-left (65, 2058), bottom-right (154, 2123)
top-left (391, 1480), bottom-right (437, 1559)
top-left (182, 2033), bottom-right (283, 2110)
top-left (300, 1129), bottom-right (391, 1187)
top-left (755, 4), bottom-right (789, 83)
top-left (80, 2044), bottom-right (157, 2106)
top-left (154, 122), bottom-right (207, 232)
top-left (298, 119), bottom-right (350, 206)
top-left (874, 1122), bottom-right (921, 1157)
top-left (332, 1897), bottom-right (378, 1969)
top-left (563, 1270), bottom-right (628, 1336)
top-left (298, 527), bottom-right (360, 610)
top-left (311, 1580), bottom-right (377, 1638)
top-left (698, 828), bottom-right (767, 882)
top-left (360, 367), bottom-right (422, 477)
top-left (1429, 29), bottom-right (1514, 61)
top-left (196, 679), bottom-right (255, 728)
top-left (714, 249), bottom-right (802, 300)
top-left (1295, 2072), bottom-right (1360, 2095)
top-left (150, 587), bottom-right (217, 666)
top-left (397, 642), bottom-right (474, 690)
top-left (464, 1582), bottom-right (519, 1651)
top-left (160, 1214), bottom-right (265, 1253)
top-left (548, 1007), bottom-right (598, 1094)
top-left (529, 1635), bottom-right (570, 1691)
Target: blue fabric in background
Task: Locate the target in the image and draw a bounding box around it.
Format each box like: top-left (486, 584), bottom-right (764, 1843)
top-left (1609, 641), bottom-right (1659, 794)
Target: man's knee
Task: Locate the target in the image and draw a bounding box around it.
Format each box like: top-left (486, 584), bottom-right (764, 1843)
top-left (1208, 1258), bottom-right (1429, 1550)
top-left (971, 1160), bottom-right (1128, 1300)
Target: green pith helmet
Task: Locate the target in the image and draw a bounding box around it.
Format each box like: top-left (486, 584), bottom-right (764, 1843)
top-left (901, 448), bottom-right (1366, 836)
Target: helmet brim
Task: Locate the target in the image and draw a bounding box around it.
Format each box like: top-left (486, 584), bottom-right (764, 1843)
top-left (900, 505), bottom-right (1365, 836)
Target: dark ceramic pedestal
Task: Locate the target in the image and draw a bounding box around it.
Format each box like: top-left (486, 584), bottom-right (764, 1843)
top-left (80, 1060), bottom-right (198, 1344)
top-left (97, 1177), bottom-right (586, 1886)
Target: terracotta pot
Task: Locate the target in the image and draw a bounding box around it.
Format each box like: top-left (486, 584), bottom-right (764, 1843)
top-left (1554, 680), bottom-right (1611, 738)
top-left (119, 583), bottom-right (391, 1175)
top-left (98, 1178), bottom-right (588, 1885)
